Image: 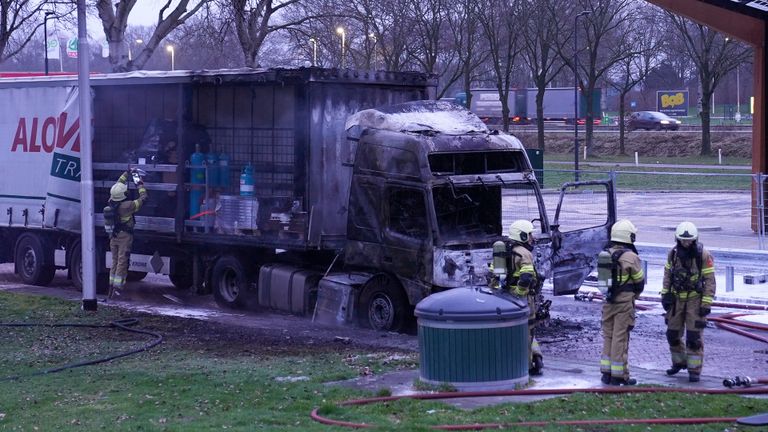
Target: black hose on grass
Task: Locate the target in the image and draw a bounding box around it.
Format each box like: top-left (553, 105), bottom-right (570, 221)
top-left (0, 318), bottom-right (163, 381)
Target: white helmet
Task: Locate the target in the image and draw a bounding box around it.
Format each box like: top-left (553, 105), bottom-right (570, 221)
top-left (110, 182), bottom-right (127, 201)
top-left (508, 220), bottom-right (534, 243)
top-left (611, 219), bottom-right (637, 244)
top-left (675, 221), bottom-right (698, 241)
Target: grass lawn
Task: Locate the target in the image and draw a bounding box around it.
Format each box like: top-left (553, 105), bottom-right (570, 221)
top-left (544, 153), bottom-right (752, 166)
top-left (1, 292), bottom-right (766, 431)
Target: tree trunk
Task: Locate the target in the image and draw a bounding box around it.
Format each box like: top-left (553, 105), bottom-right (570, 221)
top-left (618, 92), bottom-right (627, 155)
top-left (584, 85), bottom-right (595, 158)
top-left (536, 88), bottom-right (545, 151)
top-left (700, 92), bottom-right (712, 156)
top-left (501, 96), bottom-right (510, 132)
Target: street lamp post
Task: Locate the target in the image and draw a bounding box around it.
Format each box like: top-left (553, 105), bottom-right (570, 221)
top-left (309, 37), bottom-right (317, 66)
top-left (129, 38), bottom-right (143, 62)
top-left (43, 11), bottom-right (55, 75)
top-left (336, 27), bottom-right (346, 68)
top-left (166, 45), bottom-right (175, 71)
top-left (573, 10), bottom-right (590, 182)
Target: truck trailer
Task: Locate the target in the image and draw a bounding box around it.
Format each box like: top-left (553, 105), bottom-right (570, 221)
top-left (469, 87), bottom-right (603, 125)
top-left (0, 68), bottom-right (616, 331)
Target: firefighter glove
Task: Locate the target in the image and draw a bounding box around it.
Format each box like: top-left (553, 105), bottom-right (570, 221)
top-left (661, 292), bottom-right (675, 312)
top-left (699, 306), bottom-right (711, 317)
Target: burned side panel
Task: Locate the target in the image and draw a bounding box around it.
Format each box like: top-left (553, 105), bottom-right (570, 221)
top-left (306, 79), bottom-right (432, 249)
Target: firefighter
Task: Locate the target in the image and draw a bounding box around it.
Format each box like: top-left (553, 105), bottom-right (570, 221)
top-left (600, 219), bottom-right (645, 386)
top-left (506, 219), bottom-right (544, 376)
top-left (661, 221), bottom-right (716, 383)
top-left (107, 169), bottom-right (148, 299)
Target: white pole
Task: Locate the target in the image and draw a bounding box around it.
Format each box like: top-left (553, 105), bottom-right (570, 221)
top-left (583, 143), bottom-right (587, 161)
top-left (736, 66), bottom-right (741, 114)
top-left (634, 152), bottom-right (639, 166)
top-left (719, 148), bottom-right (722, 165)
top-left (78, 0), bottom-right (97, 311)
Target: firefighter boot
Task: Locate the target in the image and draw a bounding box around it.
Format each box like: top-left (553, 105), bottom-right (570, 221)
top-left (529, 355), bottom-right (544, 376)
top-left (666, 364), bottom-right (686, 376)
top-left (601, 373), bottom-right (611, 385)
top-left (689, 373), bottom-right (701, 383)
top-left (610, 377), bottom-right (637, 386)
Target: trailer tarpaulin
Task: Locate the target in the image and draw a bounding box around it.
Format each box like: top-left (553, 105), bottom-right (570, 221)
top-left (0, 86), bottom-right (86, 232)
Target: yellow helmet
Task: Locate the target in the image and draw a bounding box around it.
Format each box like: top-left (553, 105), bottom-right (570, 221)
top-left (675, 221), bottom-right (698, 241)
top-left (611, 219), bottom-right (637, 244)
top-left (110, 182), bottom-right (127, 201)
top-left (508, 220), bottom-right (534, 243)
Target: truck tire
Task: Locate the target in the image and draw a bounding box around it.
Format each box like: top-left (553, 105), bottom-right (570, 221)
top-left (212, 255), bottom-right (253, 309)
top-left (69, 247), bottom-right (109, 294)
top-left (359, 275), bottom-right (408, 332)
top-left (15, 234), bottom-right (55, 286)
top-left (127, 271), bottom-right (148, 282)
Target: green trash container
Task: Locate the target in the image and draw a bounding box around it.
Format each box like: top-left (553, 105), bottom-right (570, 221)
top-left (525, 148), bottom-right (544, 187)
top-left (415, 287), bottom-right (530, 390)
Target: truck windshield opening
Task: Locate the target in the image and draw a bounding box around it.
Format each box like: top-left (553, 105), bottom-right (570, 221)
top-left (433, 185), bottom-right (501, 241)
top-left (428, 151), bottom-right (524, 176)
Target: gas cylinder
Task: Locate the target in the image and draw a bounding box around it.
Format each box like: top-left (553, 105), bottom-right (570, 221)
top-left (240, 164), bottom-right (254, 196)
top-left (205, 150), bottom-right (219, 187)
top-left (189, 144), bottom-right (205, 217)
top-left (218, 151), bottom-right (230, 189)
top-left (596, 250), bottom-right (613, 295)
top-left (492, 241), bottom-right (507, 275)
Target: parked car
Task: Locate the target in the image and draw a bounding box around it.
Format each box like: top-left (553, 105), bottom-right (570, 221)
top-left (627, 111), bottom-right (682, 131)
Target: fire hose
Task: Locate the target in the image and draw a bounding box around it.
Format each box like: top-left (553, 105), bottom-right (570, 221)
top-left (310, 386), bottom-right (768, 429)
top-left (0, 318), bottom-right (163, 381)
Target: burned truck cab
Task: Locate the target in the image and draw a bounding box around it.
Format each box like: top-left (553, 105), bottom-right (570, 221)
top-left (341, 101), bottom-right (616, 332)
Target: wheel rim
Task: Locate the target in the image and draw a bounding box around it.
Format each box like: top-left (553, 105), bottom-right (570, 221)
top-left (369, 293), bottom-right (395, 330)
top-left (218, 267), bottom-right (239, 302)
top-left (21, 247), bottom-right (37, 278)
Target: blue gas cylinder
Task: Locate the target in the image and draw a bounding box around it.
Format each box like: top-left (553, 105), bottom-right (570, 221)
top-left (218, 151), bottom-right (230, 188)
top-left (240, 165), bottom-right (254, 196)
top-left (189, 144), bottom-right (205, 217)
top-left (205, 151), bottom-right (219, 187)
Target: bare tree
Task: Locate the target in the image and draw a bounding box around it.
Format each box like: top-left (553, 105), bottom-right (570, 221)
top-left (476, 0), bottom-right (522, 132)
top-left (96, 0), bottom-right (209, 71)
top-left (440, 0), bottom-right (486, 104)
top-left (1, 1), bottom-right (72, 65)
top-left (607, 5), bottom-right (663, 154)
top-left (666, 12), bottom-right (751, 156)
top-left (521, 0), bottom-right (568, 150)
top-left (557, 0), bottom-right (639, 156)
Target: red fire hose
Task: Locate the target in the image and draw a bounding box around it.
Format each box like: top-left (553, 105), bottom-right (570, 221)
top-left (310, 386), bottom-right (768, 429)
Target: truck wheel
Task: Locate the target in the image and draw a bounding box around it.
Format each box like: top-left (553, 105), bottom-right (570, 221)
top-left (69, 247), bottom-right (109, 294)
top-left (212, 255), bottom-right (253, 309)
top-left (127, 271), bottom-right (148, 282)
top-left (169, 259), bottom-right (193, 291)
top-left (359, 276), bottom-right (407, 332)
top-left (15, 235), bottom-right (55, 286)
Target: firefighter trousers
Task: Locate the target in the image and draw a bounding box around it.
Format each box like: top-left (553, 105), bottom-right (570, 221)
top-left (600, 300), bottom-right (636, 380)
top-left (109, 231), bottom-right (133, 291)
top-left (666, 297), bottom-right (706, 375)
top-left (527, 293), bottom-right (543, 364)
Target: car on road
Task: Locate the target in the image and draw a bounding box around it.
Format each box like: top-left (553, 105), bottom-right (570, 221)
top-left (627, 111), bottom-right (682, 131)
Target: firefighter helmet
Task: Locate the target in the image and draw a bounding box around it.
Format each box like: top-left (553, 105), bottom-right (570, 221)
top-left (610, 219), bottom-right (637, 244)
top-left (675, 221), bottom-right (698, 241)
top-left (509, 220), bottom-right (534, 243)
top-left (110, 182), bottom-right (127, 201)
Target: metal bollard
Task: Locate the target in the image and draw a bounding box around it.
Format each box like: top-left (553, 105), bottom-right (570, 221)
top-left (726, 266), bottom-right (734, 292)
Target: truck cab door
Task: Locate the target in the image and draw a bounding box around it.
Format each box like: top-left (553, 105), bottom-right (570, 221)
top-left (549, 179), bottom-right (616, 295)
top-left (381, 186), bottom-right (431, 281)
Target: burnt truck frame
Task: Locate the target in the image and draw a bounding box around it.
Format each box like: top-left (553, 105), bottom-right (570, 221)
top-left (0, 68), bottom-right (616, 331)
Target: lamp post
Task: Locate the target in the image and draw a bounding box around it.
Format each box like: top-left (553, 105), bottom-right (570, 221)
top-left (573, 10), bottom-right (590, 182)
top-left (129, 38), bottom-right (143, 62)
top-left (309, 37), bottom-right (317, 66)
top-left (336, 27), bottom-right (346, 68)
top-left (43, 11), bottom-right (55, 75)
top-left (166, 45), bottom-right (175, 71)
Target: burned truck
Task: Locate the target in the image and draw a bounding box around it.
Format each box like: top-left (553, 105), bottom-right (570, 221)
top-left (0, 68), bottom-right (615, 331)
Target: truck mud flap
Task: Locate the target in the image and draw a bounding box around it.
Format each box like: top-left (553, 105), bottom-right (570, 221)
top-left (313, 273), bottom-right (370, 327)
top-left (105, 251), bottom-right (171, 276)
